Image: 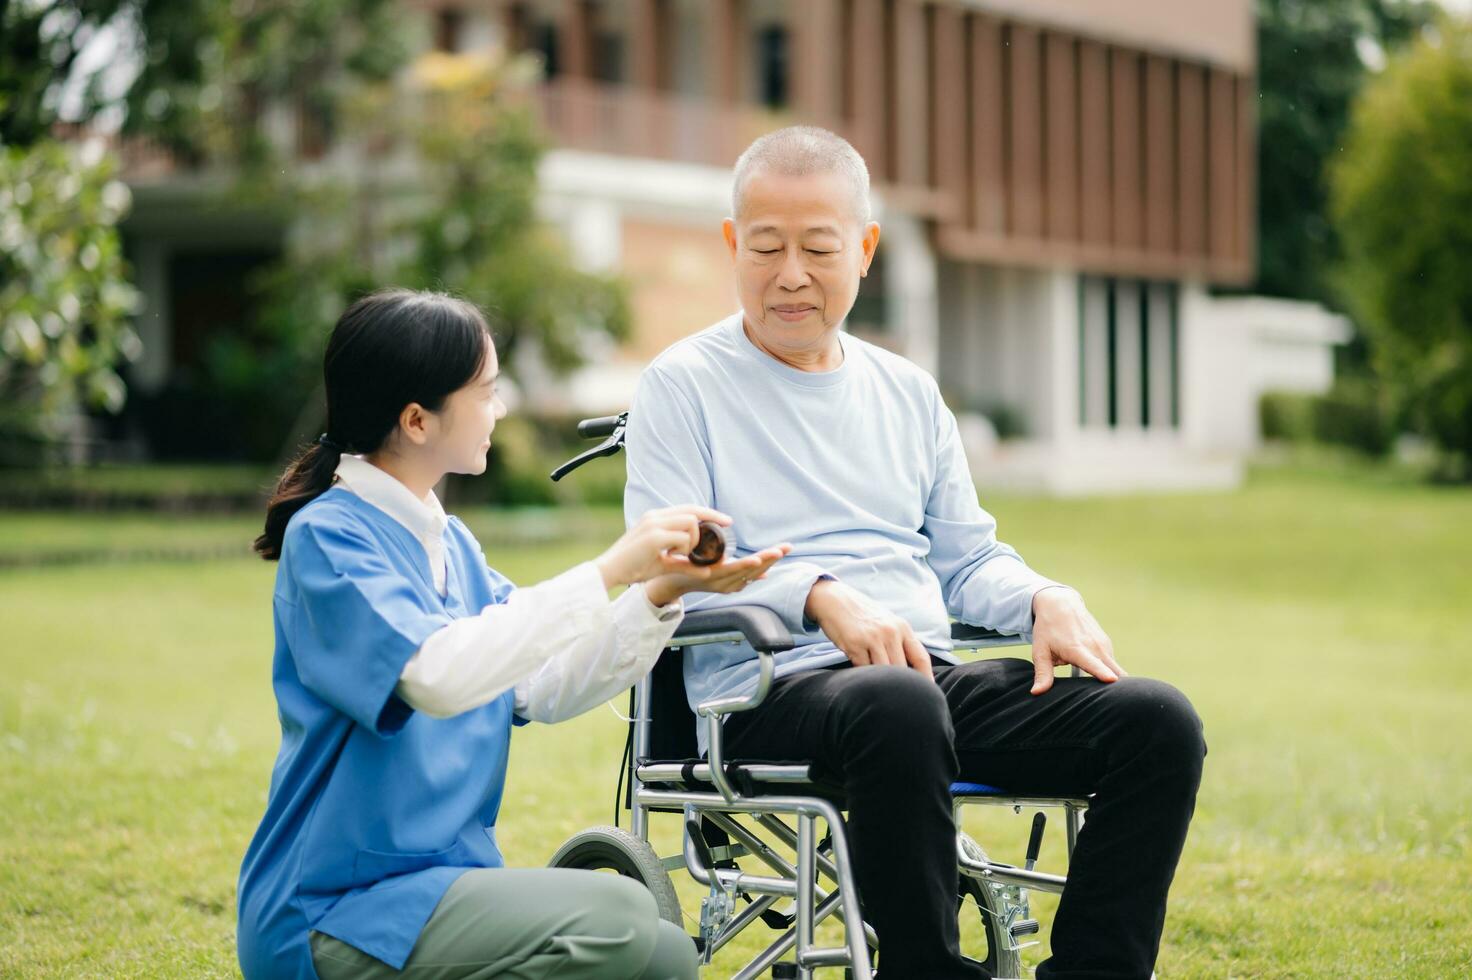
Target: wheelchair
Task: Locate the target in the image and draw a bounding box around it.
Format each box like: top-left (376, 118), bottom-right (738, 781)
top-left (548, 414), bottom-right (1089, 979)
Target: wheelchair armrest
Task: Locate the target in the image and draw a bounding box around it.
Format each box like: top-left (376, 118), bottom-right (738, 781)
top-left (675, 611), bottom-right (1022, 647)
top-left (951, 622), bottom-right (1028, 649)
top-left (665, 607), bottom-right (789, 729)
top-left (694, 645), bottom-right (776, 719)
top-left (671, 605), bottom-right (794, 653)
top-left (674, 613), bottom-right (1021, 650)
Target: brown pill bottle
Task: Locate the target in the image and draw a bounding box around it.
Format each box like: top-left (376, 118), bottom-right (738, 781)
top-left (689, 521), bottom-right (733, 566)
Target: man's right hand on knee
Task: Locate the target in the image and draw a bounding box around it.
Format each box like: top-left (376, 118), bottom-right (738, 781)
top-left (804, 578), bottom-right (935, 679)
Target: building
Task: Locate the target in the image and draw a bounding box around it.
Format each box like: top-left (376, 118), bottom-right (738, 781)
top-left (119, 0), bottom-right (1348, 492)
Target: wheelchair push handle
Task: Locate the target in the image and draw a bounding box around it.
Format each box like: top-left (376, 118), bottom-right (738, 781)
top-left (577, 414), bottom-right (625, 439)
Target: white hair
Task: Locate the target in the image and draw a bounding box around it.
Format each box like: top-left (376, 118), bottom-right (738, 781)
top-left (731, 126), bottom-right (872, 223)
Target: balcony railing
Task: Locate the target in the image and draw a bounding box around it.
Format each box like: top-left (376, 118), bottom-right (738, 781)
top-left (522, 78), bottom-right (808, 172)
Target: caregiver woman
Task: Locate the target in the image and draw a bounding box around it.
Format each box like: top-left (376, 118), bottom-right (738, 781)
top-left (237, 288), bottom-right (788, 980)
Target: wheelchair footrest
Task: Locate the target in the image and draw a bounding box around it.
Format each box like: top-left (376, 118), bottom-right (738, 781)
top-left (1012, 918), bottom-right (1041, 937)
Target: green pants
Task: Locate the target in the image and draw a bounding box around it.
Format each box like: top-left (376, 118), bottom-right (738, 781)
top-left (311, 868), bottom-right (698, 979)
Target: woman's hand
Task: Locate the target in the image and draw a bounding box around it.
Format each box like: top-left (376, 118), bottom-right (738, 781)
top-left (644, 543), bottom-right (792, 607)
top-left (594, 506), bottom-right (734, 590)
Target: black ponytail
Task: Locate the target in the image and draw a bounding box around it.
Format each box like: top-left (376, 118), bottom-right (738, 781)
top-left (254, 288), bottom-right (491, 560)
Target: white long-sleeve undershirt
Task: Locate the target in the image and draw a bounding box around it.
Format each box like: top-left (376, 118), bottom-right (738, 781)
top-left (333, 454), bottom-right (682, 724)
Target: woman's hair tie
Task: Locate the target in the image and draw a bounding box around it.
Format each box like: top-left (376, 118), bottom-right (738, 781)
top-left (316, 433), bottom-right (347, 454)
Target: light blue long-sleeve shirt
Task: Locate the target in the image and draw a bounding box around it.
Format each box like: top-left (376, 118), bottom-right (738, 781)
top-left (624, 312), bottom-right (1060, 753)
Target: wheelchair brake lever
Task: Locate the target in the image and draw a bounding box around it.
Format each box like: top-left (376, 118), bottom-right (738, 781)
top-left (685, 816), bottom-right (717, 871)
top-left (550, 425), bottom-right (627, 481)
top-left (1025, 812), bottom-right (1046, 872)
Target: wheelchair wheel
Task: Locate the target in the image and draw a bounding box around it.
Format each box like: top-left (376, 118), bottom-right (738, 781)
top-left (957, 832), bottom-right (1025, 980)
top-left (549, 825), bottom-right (684, 927)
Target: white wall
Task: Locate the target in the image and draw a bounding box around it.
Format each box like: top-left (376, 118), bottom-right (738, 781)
top-left (882, 211), bottom-right (940, 379)
top-left (943, 269), bottom-right (1352, 494)
top-left (1182, 291), bottom-right (1352, 454)
top-left (936, 263), bottom-right (1069, 439)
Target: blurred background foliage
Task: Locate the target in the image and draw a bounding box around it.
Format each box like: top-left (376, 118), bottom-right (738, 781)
top-left (1, 0), bottom-right (628, 504)
top-left (1249, 0), bottom-right (1470, 477)
top-left (1252, 0), bottom-right (1436, 308)
top-left (0, 140), bottom-right (141, 466)
top-left (1330, 14), bottom-right (1472, 478)
top-left (207, 48), bottom-right (630, 484)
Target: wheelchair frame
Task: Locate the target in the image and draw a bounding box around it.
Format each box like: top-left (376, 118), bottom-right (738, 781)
top-left (553, 607), bottom-right (1089, 979)
top-left (550, 415), bottom-right (1089, 978)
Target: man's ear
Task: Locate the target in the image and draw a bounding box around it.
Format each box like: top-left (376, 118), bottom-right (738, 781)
top-left (859, 221), bottom-right (882, 277)
top-left (722, 218), bottom-right (739, 260)
top-left (398, 402), bottom-right (432, 446)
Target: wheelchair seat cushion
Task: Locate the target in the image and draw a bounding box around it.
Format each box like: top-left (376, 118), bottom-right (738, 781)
top-left (949, 780), bottom-right (1009, 796)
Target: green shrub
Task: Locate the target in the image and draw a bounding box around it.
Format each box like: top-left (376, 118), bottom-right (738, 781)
top-left (962, 398), bottom-right (1027, 440)
top-left (1311, 376), bottom-right (1396, 456)
top-left (1260, 379), bottom-right (1396, 456)
top-left (1260, 392), bottom-right (1318, 444)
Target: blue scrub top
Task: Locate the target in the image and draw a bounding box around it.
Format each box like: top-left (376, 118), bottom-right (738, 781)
top-left (237, 488), bottom-right (523, 980)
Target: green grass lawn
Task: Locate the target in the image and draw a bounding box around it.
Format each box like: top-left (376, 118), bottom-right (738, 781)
top-left (2, 462), bottom-right (1469, 977)
top-left (0, 507), bottom-right (626, 565)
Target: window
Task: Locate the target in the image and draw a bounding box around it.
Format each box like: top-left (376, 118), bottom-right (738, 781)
top-left (434, 7), bottom-right (465, 53)
top-left (1078, 275), bottom-right (1179, 431)
top-left (533, 21), bottom-right (560, 76)
top-left (593, 30), bottom-right (624, 83)
top-left (756, 25), bottom-right (789, 108)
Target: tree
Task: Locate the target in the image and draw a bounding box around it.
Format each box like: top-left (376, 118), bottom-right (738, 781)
top-left (1329, 15), bottom-right (1472, 473)
top-left (2, 0), bottom-right (145, 461)
top-left (1, 0), bottom-right (409, 160)
top-left (403, 52), bottom-right (630, 374)
top-left (6, 3), bottom-right (624, 468)
top-left (0, 140), bottom-right (140, 464)
top-left (120, 0), bottom-right (409, 169)
top-left (1253, 0), bottom-right (1433, 305)
top-left (211, 49), bottom-right (629, 462)
top-left (1, 0), bottom-right (415, 461)
top-left (1, 0), bottom-right (128, 145)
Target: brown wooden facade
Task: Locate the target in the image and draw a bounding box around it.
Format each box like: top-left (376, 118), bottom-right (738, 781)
top-left (495, 0), bottom-right (1254, 285)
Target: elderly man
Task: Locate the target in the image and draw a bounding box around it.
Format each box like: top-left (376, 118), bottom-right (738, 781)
top-left (623, 126), bottom-right (1205, 980)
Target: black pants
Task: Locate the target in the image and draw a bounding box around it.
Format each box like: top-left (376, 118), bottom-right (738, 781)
top-left (722, 657), bottom-right (1206, 980)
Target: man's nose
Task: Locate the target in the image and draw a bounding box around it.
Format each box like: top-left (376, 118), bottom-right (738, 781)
top-left (776, 249), bottom-right (810, 289)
